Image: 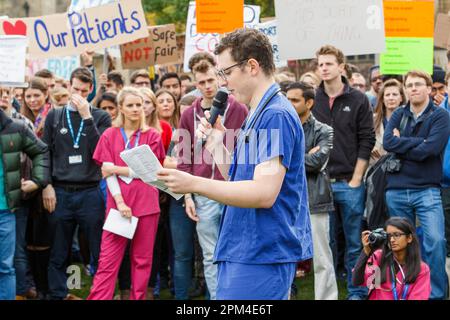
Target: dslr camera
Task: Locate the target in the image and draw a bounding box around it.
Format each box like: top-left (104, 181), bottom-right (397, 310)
top-left (368, 228), bottom-right (387, 248)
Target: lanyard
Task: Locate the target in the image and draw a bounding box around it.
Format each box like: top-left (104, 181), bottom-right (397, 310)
top-left (120, 128), bottom-right (141, 150)
top-left (390, 264), bottom-right (409, 300)
top-left (229, 84), bottom-right (281, 181)
top-left (65, 107), bottom-right (84, 149)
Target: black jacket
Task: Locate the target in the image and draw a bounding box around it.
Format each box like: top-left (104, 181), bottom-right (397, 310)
top-left (313, 77), bottom-right (375, 180)
top-left (303, 115), bottom-right (334, 214)
top-left (42, 106), bottom-right (111, 185)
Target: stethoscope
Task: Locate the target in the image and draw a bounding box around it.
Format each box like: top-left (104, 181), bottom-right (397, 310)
top-left (229, 88), bottom-right (282, 181)
top-left (59, 105), bottom-right (92, 135)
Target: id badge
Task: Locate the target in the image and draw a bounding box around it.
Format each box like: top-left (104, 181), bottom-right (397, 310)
top-left (68, 155), bottom-right (83, 165)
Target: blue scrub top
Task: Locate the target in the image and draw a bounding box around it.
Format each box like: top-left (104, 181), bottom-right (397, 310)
top-left (213, 83), bottom-right (313, 264)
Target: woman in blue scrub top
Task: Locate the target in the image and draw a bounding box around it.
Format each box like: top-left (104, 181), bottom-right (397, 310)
top-left (157, 28), bottom-right (313, 300)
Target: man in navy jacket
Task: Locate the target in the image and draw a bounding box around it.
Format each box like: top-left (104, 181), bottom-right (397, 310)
top-left (384, 70), bottom-right (450, 300)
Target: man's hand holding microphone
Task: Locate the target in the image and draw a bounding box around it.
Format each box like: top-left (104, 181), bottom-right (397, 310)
top-left (157, 88), bottom-right (230, 195)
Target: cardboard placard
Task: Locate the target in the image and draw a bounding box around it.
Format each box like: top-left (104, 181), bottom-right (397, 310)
top-left (253, 20), bottom-right (287, 68)
top-left (275, 0), bottom-right (386, 60)
top-left (0, 0), bottom-right (148, 59)
top-left (120, 24), bottom-right (178, 69)
top-left (434, 13), bottom-right (450, 50)
top-left (196, 0), bottom-right (244, 34)
top-left (183, 1), bottom-right (260, 72)
top-left (0, 35), bottom-right (28, 86)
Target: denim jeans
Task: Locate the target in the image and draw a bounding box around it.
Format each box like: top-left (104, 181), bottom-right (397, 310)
top-left (0, 210), bottom-right (16, 300)
top-left (169, 197), bottom-right (195, 300)
top-left (194, 195), bottom-right (223, 300)
top-left (48, 186), bottom-right (104, 299)
top-left (386, 188), bottom-right (448, 300)
top-left (441, 187), bottom-right (450, 255)
top-left (14, 207), bottom-right (29, 296)
top-left (329, 181), bottom-right (367, 299)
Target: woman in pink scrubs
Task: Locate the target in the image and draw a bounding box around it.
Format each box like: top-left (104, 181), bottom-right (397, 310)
top-left (88, 87), bottom-right (165, 300)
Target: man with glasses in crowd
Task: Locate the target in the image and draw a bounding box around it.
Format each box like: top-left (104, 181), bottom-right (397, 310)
top-left (366, 65), bottom-right (383, 109)
top-left (383, 70), bottom-right (450, 300)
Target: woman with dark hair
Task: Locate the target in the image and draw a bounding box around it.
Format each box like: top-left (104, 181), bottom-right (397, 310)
top-left (21, 77), bottom-right (52, 138)
top-left (97, 92), bottom-right (119, 121)
top-left (371, 79), bottom-right (406, 165)
top-left (352, 217), bottom-right (431, 300)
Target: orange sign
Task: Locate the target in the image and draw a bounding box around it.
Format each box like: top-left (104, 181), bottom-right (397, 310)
top-left (383, 0), bottom-right (434, 38)
top-left (196, 0), bottom-right (244, 34)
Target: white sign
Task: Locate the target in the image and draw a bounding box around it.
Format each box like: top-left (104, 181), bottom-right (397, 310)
top-left (254, 20), bottom-right (287, 68)
top-left (183, 1), bottom-right (260, 72)
top-left (275, 0), bottom-right (385, 60)
top-left (68, 0), bottom-right (116, 12)
top-left (0, 35), bottom-right (28, 86)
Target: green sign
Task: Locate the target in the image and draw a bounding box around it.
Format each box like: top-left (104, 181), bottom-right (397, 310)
top-left (380, 37), bottom-right (433, 75)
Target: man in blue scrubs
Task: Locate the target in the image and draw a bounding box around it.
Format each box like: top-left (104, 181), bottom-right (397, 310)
top-left (157, 28), bottom-right (312, 300)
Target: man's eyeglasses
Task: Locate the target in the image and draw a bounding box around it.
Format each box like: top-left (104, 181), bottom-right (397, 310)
top-left (387, 232), bottom-right (407, 240)
top-left (216, 60), bottom-right (248, 81)
top-left (405, 82), bottom-right (427, 89)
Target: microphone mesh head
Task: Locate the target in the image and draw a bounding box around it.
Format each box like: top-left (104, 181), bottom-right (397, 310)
top-left (214, 87), bottom-right (229, 105)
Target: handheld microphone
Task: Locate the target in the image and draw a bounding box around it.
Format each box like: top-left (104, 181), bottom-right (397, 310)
top-left (208, 87), bottom-right (229, 125)
top-left (200, 87), bottom-right (229, 147)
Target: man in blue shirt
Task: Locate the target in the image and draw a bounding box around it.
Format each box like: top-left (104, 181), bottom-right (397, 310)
top-left (157, 28), bottom-right (312, 300)
top-left (383, 70), bottom-right (450, 299)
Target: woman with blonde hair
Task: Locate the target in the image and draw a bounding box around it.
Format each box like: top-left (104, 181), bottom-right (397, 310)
top-left (300, 71), bottom-right (321, 89)
top-left (88, 87), bottom-right (165, 300)
top-left (371, 79), bottom-right (406, 165)
top-left (139, 87), bottom-right (172, 153)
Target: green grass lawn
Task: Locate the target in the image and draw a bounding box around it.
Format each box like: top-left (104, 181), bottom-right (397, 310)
top-left (70, 265), bottom-right (348, 300)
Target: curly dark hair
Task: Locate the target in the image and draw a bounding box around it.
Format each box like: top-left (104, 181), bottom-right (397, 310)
top-left (214, 28), bottom-right (275, 76)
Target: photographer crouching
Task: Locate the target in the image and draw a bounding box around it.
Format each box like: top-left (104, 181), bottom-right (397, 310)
top-left (352, 217), bottom-right (431, 300)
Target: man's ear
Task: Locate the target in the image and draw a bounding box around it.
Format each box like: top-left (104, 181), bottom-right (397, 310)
top-left (306, 99), bottom-right (315, 111)
top-left (247, 58), bottom-right (260, 76)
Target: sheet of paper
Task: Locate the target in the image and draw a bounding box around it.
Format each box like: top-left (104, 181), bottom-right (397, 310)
top-left (120, 145), bottom-right (184, 200)
top-left (103, 209), bottom-right (138, 240)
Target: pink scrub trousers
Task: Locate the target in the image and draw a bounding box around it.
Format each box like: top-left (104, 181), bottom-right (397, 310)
top-left (87, 213), bottom-right (159, 300)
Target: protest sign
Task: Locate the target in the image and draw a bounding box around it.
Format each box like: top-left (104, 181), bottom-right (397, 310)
top-left (68, 0), bottom-right (116, 12)
top-left (275, 0), bottom-right (386, 60)
top-left (380, 0), bottom-right (434, 75)
top-left (196, 0), bottom-right (244, 34)
top-left (434, 13), bottom-right (450, 50)
top-left (27, 55), bottom-right (80, 80)
top-left (254, 20), bottom-right (286, 68)
top-left (0, 35), bottom-right (28, 87)
top-left (120, 24), bottom-right (178, 69)
top-left (0, 0), bottom-right (148, 59)
top-left (183, 1), bottom-right (260, 72)
top-left (69, 0), bottom-right (121, 58)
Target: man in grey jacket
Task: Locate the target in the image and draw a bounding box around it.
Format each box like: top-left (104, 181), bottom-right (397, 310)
top-left (287, 82), bottom-right (337, 300)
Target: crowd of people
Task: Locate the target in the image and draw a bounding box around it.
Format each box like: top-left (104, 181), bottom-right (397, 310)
top-left (0, 27), bottom-right (450, 300)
